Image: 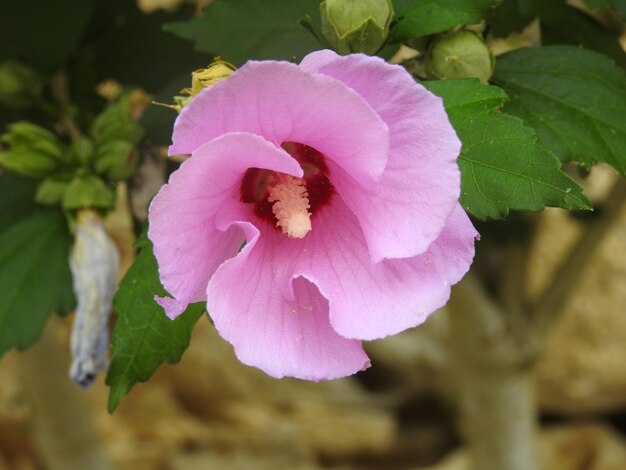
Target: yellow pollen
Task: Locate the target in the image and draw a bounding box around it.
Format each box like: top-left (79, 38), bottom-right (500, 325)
top-left (268, 176), bottom-right (312, 238)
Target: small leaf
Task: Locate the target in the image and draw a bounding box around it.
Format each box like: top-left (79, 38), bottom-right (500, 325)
top-left (424, 79), bottom-right (591, 219)
top-left (106, 235), bottom-right (204, 413)
top-left (164, 0), bottom-right (322, 65)
top-left (493, 45), bottom-right (626, 175)
top-left (390, 0), bottom-right (500, 43)
top-left (0, 209), bottom-right (74, 355)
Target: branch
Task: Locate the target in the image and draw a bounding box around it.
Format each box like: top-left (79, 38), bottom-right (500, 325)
top-left (531, 177), bottom-right (626, 337)
top-left (51, 71), bottom-right (82, 141)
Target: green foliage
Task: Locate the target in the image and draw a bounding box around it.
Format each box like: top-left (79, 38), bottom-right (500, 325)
top-left (165, 0), bottom-right (322, 65)
top-left (0, 0), bottom-right (95, 72)
top-left (35, 177), bottom-right (71, 205)
top-left (489, 1), bottom-right (626, 67)
top-left (106, 236), bottom-right (204, 413)
top-left (63, 175), bottom-right (115, 211)
top-left (424, 79), bottom-right (590, 219)
top-left (0, 173), bottom-right (74, 355)
top-left (493, 45), bottom-right (626, 175)
top-left (390, 0), bottom-right (500, 43)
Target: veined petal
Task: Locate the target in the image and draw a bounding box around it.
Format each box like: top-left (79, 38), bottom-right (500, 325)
top-left (207, 222), bottom-right (370, 380)
top-left (256, 199), bottom-right (477, 341)
top-left (170, 60), bottom-right (390, 185)
top-left (148, 132), bottom-right (302, 319)
top-left (301, 50), bottom-right (462, 262)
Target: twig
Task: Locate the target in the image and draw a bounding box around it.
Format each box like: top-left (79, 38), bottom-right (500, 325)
top-left (531, 177), bottom-right (626, 338)
top-left (51, 71), bottom-right (82, 141)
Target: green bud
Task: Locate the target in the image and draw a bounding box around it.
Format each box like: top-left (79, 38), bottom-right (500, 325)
top-left (0, 121), bottom-right (65, 177)
top-left (0, 148), bottom-right (58, 177)
top-left (94, 140), bottom-right (139, 181)
top-left (2, 121), bottom-right (65, 161)
top-left (35, 176), bottom-right (71, 205)
top-left (427, 30), bottom-right (494, 84)
top-left (91, 93), bottom-right (145, 146)
top-left (70, 137), bottom-right (95, 166)
top-left (0, 61), bottom-right (41, 108)
top-left (321, 0), bottom-right (393, 55)
top-left (63, 175), bottom-right (115, 211)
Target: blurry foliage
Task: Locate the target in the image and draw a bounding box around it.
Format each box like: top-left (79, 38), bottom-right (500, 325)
top-left (165, 0), bottom-right (322, 65)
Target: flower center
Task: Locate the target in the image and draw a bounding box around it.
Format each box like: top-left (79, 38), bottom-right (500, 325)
top-left (240, 142), bottom-right (334, 237)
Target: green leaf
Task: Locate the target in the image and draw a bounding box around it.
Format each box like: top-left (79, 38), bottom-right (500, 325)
top-left (0, 0), bottom-right (95, 72)
top-left (164, 0), bottom-right (322, 65)
top-left (0, 209), bottom-right (74, 355)
top-left (0, 173), bottom-right (37, 231)
top-left (493, 45), bottom-right (626, 175)
top-left (390, 0), bottom-right (500, 43)
top-left (536, 2), bottom-right (626, 69)
top-left (424, 79), bottom-right (591, 219)
top-left (106, 235), bottom-right (204, 413)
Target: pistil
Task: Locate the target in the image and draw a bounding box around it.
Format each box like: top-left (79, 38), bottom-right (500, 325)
top-left (268, 176), bottom-right (312, 238)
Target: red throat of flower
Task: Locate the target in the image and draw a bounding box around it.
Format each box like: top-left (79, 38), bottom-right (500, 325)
top-left (240, 142), bottom-right (334, 238)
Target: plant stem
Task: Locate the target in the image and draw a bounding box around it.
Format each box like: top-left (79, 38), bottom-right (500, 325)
top-left (50, 71), bottom-right (82, 141)
top-left (446, 273), bottom-right (538, 470)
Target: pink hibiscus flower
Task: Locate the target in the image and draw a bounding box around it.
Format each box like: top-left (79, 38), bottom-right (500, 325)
top-left (148, 50), bottom-right (478, 380)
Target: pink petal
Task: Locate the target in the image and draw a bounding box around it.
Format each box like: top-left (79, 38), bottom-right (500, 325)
top-left (254, 199), bottom-right (477, 341)
top-left (148, 132), bottom-right (302, 319)
top-left (207, 223), bottom-right (371, 380)
top-left (300, 50), bottom-right (462, 262)
top-left (170, 60), bottom-right (390, 186)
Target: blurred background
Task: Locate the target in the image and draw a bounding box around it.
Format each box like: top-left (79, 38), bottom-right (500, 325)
top-left (1, 0), bottom-right (626, 469)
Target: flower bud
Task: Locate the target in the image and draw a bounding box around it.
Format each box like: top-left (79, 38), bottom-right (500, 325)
top-left (320, 0), bottom-right (393, 55)
top-left (0, 121), bottom-right (64, 177)
top-left (168, 58), bottom-right (237, 112)
top-left (63, 175), bottom-right (115, 211)
top-left (427, 30), bottom-right (494, 84)
top-left (0, 61), bottom-right (41, 108)
top-left (94, 140), bottom-right (139, 181)
top-left (70, 137), bottom-right (95, 166)
top-left (91, 93), bottom-right (145, 146)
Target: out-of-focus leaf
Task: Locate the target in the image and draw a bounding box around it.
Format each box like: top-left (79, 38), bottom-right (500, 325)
top-left (165, 0), bottom-right (322, 65)
top-left (0, 0), bottom-right (95, 72)
top-left (106, 235), bottom-right (204, 413)
top-left (424, 79), bottom-right (591, 219)
top-left (0, 173), bottom-right (37, 231)
top-left (493, 45), bottom-right (626, 175)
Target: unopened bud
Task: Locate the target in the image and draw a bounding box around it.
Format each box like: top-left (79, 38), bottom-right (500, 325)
top-left (0, 121), bottom-right (64, 177)
top-left (164, 58), bottom-right (237, 112)
top-left (427, 30), bottom-right (494, 84)
top-left (91, 92), bottom-right (145, 146)
top-left (320, 0), bottom-right (393, 55)
top-left (70, 137), bottom-right (95, 166)
top-left (0, 61), bottom-right (41, 108)
top-left (94, 140), bottom-right (139, 181)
